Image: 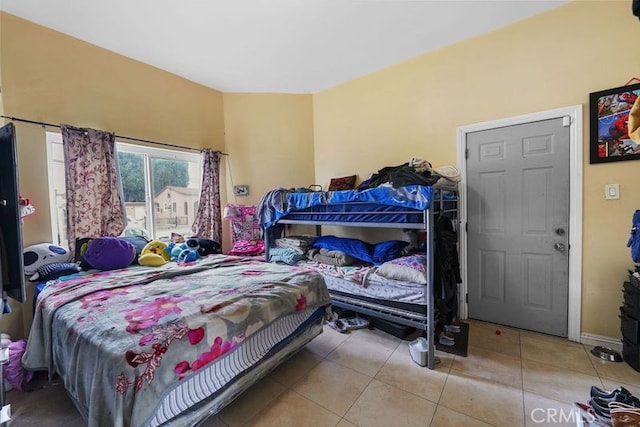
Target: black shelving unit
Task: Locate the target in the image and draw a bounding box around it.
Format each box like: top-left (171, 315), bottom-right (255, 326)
top-left (621, 270), bottom-right (640, 371)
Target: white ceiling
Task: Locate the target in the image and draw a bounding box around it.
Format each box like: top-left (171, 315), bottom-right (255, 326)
top-left (1, 0), bottom-right (568, 94)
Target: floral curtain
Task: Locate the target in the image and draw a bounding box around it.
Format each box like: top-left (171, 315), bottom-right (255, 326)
top-left (62, 125), bottom-right (126, 253)
top-left (192, 149), bottom-right (222, 243)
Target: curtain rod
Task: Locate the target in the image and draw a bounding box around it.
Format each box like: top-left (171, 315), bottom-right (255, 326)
top-left (0, 115), bottom-right (228, 155)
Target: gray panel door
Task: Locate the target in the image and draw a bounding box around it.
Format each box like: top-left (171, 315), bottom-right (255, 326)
top-left (466, 118), bottom-right (570, 337)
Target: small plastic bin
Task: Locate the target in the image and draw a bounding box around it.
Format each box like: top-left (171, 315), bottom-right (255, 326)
top-left (409, 337), bottom-right (429, 367)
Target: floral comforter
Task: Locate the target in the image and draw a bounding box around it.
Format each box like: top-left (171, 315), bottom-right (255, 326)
top-left (22, 255), bottom-right (330, 427)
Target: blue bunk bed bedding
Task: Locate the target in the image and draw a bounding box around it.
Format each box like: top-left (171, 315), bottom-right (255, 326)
top-left (259, 185), bottom-right (434, 228)
top-left (278, 203), bottom-right (426, 224)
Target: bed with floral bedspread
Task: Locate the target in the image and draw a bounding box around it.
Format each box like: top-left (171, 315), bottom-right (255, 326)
top-left (22, 255), bottom-right (330, 427)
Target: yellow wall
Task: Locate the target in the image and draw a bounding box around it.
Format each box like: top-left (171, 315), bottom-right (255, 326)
top-left (0, 13), bottom-right (227, 338)
top-left (221, 93), bottom-right (315, 250)
top-left (2, 1), bottom-right (639, 340)
top-left (313, 0), bottom-right (640, 338)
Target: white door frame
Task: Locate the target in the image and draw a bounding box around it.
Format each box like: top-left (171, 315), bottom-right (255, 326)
top-left (456, 105), bottom-right (583, 342)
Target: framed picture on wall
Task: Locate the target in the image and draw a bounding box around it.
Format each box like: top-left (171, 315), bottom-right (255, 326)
top-left (589, 83), bottom-right (640, 164)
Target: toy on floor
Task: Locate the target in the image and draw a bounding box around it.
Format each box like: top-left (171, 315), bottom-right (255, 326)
top-left (327, 316), bottom-right (370, 333)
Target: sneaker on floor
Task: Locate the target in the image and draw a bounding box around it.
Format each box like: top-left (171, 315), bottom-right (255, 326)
top-left (444, 324), bottom-right (461, 333)
top-left (592, 386), bottom-right (633, 401)
top-left (338, 316), bottom-right (370, 332)
top-left (327, 320), bottom-right (348, 334)
top-left (574, 402), bottom-right (610, 427)
top-left (591, 386), bottom-right (640, 407)
top-left (438, 331), bottom-right (455, 346)
top-left (589, 398), bottom-right (613, 425)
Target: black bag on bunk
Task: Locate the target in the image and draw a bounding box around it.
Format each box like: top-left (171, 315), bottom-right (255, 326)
top-left (433, 215), bottom-right (461, 326)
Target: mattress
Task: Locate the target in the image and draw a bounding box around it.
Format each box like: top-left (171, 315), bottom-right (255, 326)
top-left (322, 273), bottom-right (427, 305)
top-left (146, 306), bottom-right (325, 426)
top-left (166, 314), bottom-right (324, 426)
top-left (23, 256), bottom-right (331, 427)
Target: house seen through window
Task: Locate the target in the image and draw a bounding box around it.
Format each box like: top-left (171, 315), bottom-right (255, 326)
top-left (47, 133), bottom-right (202, 246)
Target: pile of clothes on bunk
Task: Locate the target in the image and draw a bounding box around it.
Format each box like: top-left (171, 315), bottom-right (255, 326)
top-left (358, 157), bottom-right (460, 192)
top-left (268, 236), bottom-right (313, 264)
top-left (256, 157), bottom-right (461, 232)
top-left (269, 234), bottom-right (411, 268)
top-left (269, 235), bottom-right (369, 273)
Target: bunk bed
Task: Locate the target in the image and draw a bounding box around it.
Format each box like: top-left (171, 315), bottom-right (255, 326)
top-left (260, 184), bottom-right (458, 369)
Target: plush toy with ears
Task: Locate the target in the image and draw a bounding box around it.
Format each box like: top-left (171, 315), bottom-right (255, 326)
top-left (177, 238), bottom-right (200, 265)
top-left (194, 238), bottom-right (222, 256)
top-left (139, 240), bottom-right (171, 267)
top-left (166, 242), bottom-right (184, 261)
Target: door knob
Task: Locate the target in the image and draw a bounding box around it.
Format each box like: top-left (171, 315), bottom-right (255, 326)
top-left (554, 243), bottom-right (566, 252)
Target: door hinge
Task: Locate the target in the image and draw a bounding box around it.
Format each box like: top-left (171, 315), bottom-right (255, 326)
top-left (465, 148), bottom-right (469, 159)
top-left (465, 293), bottom-right (468, 304)
top-left (465, 222), bottom-right (468, 232)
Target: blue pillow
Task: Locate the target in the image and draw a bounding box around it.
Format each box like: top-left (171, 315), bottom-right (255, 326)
top-left (120, 236), bottom-right (150, 265)
top-left (372, 240), bottom-right (409, 264)
top-left (312, 235), bottom-right (373, 263)
top-left (29, 262), bottom-right (81, 282)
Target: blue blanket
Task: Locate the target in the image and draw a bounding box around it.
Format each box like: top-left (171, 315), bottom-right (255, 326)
top-left (258, 185), bottom-right (434, 229)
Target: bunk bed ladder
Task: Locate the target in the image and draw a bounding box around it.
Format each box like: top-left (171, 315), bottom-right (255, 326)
top-left (426, 199), bottom-right (436, 369)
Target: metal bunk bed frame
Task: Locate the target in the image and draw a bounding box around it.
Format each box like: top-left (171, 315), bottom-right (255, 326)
top-left (264, 190), bottom-right (457, 370)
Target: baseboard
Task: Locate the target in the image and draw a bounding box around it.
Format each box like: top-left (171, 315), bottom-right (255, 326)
top-left (581, 332), bottom-right (622, 352)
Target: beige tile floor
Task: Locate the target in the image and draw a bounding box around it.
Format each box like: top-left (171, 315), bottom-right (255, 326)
top-left (7, 319), bottom-right (640, 427)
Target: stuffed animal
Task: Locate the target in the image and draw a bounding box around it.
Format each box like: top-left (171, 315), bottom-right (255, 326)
top-left (177, 238), bottom-right (200, 265)
top-left (23, 243), bottom-right (72, 275)
top-left (166, 242), bottom-right (184, 261)
top-left (193, 238), bottom-right (222, 256)
top-left (138, 240), bottom-right (171, 267)
top-left (83, 237), bottom-right (137, 271)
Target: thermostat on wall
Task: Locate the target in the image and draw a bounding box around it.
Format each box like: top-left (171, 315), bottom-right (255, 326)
top-left (234, 185), bottom-right (249, 196)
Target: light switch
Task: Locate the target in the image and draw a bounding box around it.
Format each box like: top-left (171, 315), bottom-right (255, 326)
top-left (605, 183), bottom-right (620, 200)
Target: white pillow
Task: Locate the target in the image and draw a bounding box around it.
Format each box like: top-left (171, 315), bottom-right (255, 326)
top-left (376, 254), bottom-right (427, 284)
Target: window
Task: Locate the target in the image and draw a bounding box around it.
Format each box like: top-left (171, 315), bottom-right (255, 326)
top-left (47, 133), bottom-right (202, 246)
